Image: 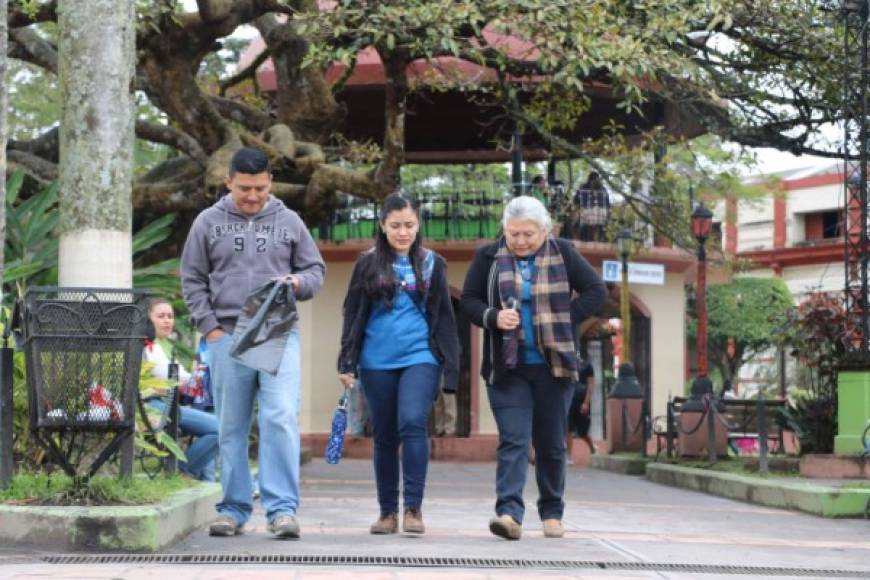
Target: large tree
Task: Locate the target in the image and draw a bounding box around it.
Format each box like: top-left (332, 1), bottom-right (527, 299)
top-left (3, 1), bottom-right (847, 239)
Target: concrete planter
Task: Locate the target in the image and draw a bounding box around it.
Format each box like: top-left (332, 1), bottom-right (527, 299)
top-left (800, 454), bottom-right (870, 479)
top-left (0, 482), bottom-right (220, 552)
top-left (591, 454), bottom-right (651, 476)
top-left (647, 463), bottom-right (870, 518)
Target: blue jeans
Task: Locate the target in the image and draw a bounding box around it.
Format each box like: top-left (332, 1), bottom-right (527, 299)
top-left (146, 399), bottom-right (218, 481)
top-left (487, 365), bottom-right (573, 524)
top-left (209, 328), bottom-right (301, 525)
top-left (359, 364), bottom-right (440, 515)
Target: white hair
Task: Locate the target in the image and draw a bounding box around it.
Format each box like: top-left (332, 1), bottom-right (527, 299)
top-left (502, 195), bottom-right (552, 231)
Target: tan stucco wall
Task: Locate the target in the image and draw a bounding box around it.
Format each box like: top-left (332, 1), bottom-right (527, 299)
top-left (629, 273), bottom-right (687, 420)
top-left (297, 258), bottom-right (501, 434)
top-left (297, 255), bottom-right (686, 434)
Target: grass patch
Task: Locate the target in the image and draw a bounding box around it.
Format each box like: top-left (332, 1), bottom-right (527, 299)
top-left (658, 456), bottom-right (801, 478)
top-left (841, 481), bottom-right (870, 490)
top-left (0, 472), bottom-right (195, 506)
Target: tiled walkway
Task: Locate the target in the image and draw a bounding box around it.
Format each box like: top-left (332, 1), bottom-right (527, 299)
top-left (2, 459), bottom-right (869, 579)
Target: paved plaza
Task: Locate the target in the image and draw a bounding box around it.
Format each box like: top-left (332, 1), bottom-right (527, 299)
top-left (1, 459), bottom-right (869, 579)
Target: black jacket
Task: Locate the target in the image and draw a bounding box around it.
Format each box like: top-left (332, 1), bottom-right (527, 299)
top-left (337, 250), bottom-right (460, 392)
top-left (460, 238), bottom-right (607, 385)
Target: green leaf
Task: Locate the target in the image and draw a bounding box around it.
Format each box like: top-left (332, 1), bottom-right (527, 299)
top-left (132, 214), bottom-right (176, 254)
top-left (4, 170), bottom-right (25, 206)
top-left (157, 432), bottom-right (188, 462)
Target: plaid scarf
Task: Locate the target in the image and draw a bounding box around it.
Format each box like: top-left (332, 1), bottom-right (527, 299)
top-left (496, 236), bottom-right (578, 380)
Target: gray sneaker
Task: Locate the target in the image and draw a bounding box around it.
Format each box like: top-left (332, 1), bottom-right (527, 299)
top-left (268, 514), bottom-right (300, 539)
top-left (209, 514), bottom-right (243, 537)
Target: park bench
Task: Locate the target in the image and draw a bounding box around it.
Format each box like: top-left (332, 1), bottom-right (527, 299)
top-left (654, 396), bottom-right (788, 459)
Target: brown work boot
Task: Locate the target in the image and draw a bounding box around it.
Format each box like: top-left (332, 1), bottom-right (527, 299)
top-left (542, 518), bottom-right (565, 538)
top-left (403, 507), bottom-right (425, 534)
top-left (369, 513), bottom-right (398, 535)
top-left (488, 514), bottom-right (522, 540)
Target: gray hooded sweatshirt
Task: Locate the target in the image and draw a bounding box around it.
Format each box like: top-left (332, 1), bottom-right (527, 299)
top-left (181, 194), bottom-right (326, 336)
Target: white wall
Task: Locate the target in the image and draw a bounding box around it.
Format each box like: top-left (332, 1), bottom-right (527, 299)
top-left (781, 262), bottom-right (844, 299)
top-left (788, 183), bottom-right (841, 215)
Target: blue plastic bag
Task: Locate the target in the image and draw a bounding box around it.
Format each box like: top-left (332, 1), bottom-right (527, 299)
top-left (325, 390), bottom-right (349, 464)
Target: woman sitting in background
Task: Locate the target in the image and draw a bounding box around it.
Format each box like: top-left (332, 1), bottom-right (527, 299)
top-left (143, 298), bottom-right (219, 481)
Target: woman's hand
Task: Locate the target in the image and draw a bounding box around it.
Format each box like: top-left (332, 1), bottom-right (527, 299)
top-left (338, 373), bottom-right (356, 388)
top-left (496, 308), bottom-right (520, 330)
top-left (580, 400), bottom-right (590, 415)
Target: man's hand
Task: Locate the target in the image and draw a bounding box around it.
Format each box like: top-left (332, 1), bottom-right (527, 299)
top-left (206, 328), bottom-right (226, 342)
top-left (580, 400), bottom-right (590, 415)
top-left (338, 373), bottom-right (356, 388)
top-left (277, 273), bottom-right (300, 290)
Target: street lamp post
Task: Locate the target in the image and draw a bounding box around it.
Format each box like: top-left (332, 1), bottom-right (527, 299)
top-left (681, 203), bottom-right (720, 462)
top-left (684, 203), bottom-right (714, 412)
top-left (617, 226), bottom-right (633, 365)
top-left (608, 226), bottom-right (644, 455)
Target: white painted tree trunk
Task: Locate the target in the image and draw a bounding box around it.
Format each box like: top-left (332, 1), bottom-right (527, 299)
top-left (57, 0), bottom-right (135, 288)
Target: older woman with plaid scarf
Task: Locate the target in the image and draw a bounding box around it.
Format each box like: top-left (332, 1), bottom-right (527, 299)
top-left (461, 196), bottom-right (606, 541)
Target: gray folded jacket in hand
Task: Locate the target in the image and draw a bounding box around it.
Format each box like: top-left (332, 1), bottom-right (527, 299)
top-left (230, 280), bottom-right (298, 374)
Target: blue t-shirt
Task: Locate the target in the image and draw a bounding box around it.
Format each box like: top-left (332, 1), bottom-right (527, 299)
top-left (360, 253), bottom-right (438, 370)
top-left (517, 257), bottom-right (546, 365)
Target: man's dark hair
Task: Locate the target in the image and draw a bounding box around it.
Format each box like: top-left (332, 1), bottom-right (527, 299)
top-left (229, 147), bottom-right (271, 176)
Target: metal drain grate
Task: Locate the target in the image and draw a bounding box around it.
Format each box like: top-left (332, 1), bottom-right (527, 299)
top-left (41, 554), bottom-right (870, 577)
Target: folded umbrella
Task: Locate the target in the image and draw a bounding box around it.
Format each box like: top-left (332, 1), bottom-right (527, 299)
top-left (325, 388), bottom-right (349, 464)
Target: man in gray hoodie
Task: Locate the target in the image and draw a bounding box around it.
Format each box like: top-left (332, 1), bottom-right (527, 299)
top-left (181, 147), bottom-right (325, 539)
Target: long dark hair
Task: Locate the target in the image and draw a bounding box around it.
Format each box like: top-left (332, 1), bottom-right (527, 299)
top-left (362, 192), bottom-right (426, 308)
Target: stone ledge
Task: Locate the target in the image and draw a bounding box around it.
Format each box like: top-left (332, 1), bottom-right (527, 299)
top-left (646, 463), bottom-right (870, 518)
top-left (0, 482), bottom-right (221, 553)
top-left (591, 454), bottom-right (651, 476)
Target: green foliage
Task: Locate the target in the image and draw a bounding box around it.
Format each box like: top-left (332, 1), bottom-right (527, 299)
top-left (688, 277), bottom-right (794, 386)
top-left (773, 293), bottom-right (847, 455)
top-left (0, 471), bottom-right (194, 505)
top-left (3, 171), bottom-right (183, 308)
top-left (7, 60), bottom-right (59, 141)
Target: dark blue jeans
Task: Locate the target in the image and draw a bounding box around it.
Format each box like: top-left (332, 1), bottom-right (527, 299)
top-left (359, 363), bottom-right (441, 515)
top-left (487, 365), bottom-right (573, 523)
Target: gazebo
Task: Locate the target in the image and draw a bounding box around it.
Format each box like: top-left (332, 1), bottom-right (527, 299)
top-left (239, 34), bottom-right (699, 462)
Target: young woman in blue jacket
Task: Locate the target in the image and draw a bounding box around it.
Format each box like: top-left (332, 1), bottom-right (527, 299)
top-left (338, 192), bottom-right (459, 536)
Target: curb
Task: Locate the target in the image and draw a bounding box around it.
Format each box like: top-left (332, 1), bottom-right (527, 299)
top-left (591, 454), bottom-right (651, 476)
top-left (0, 482), bottom-right (221, 552)
top-left (646, 463), bottom-right (870, 518)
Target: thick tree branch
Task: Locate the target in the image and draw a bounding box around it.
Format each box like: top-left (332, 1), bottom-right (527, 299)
top-left (219, 46), bottom-right (270, 95)
top-left (8, 26), bottom-right (57, 73)
top-left (7, 149), bottom-right (58, 182)
top-left (176, 0), bottom-right (294, 39)
top-left (8, 127), bottom-right (59, 162)
top-left (135, 121), bottom-right (209, 166)
top-left (210, 95), bottom-right (274, 132)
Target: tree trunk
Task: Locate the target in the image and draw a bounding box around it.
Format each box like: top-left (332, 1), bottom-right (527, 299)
top-left (373, 52), bottom-right (409, 189)
top-left (57, 0), bottom-right (135, 287)
top-left (0, 0), bottom-right (7, 293)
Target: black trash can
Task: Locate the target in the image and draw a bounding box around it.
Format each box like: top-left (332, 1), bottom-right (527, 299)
top-left (15, 287), bottom-right (148, 476)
